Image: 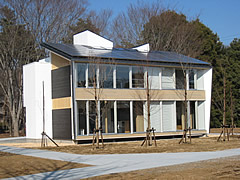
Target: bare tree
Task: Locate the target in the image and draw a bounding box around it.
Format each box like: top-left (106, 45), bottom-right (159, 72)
top-left (213, 58), bottom-right (232, 142)
top-left (110, 0), bottom-right (166, 47)
top-left (87, 9), bottom-right (113, 38)
top-left (4, 0), bottom-right (88, 44)
top-left (141, 11), bottom-right (206, 143)
top-left (0, 6), bottom-right (39, 136)
top-left (143, 67), bottom-right (159, 146)
top-left (86, 56), bottom-right (114, 149)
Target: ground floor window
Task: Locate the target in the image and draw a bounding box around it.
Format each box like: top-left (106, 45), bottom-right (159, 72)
top-left (78, 101), bottom-right (87, 135)
top-left (190, 101), bottom-right (196, 129)
top-left (117, 101), bottom-right (130, 133)
top-left (89, 101), bottom-right (96, 134)
top-left (101, 101), bottom-right (114, 133)
top-left (76, 100), bottom-right (203, 135)
top-left (176, 101), bottom-right (184, 130)
top-left (162, 101), bottom-right (175, 132)
top-left (176, 101), bottom-right (197, 130)
top-left (133, 101), bottom-right (144, 132)
top-left (150, 101), bottom-right (161, 132)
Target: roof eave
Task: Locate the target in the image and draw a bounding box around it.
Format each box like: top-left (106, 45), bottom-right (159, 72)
top-left (40, 42), bottom-right (73, 60)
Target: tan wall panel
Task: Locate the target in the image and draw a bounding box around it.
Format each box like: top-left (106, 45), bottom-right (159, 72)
top-left (51, 53), bottom-right (70, 70)
top-left (75, 88), bottom-right (205, 101)
top-left (52, 97), bottom-right (71, 110)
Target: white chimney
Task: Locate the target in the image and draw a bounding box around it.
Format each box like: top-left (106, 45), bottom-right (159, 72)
top-left (73, 30), bottom-right (113, 49)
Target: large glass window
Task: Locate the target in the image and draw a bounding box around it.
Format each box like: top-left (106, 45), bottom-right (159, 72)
top-left (88, 64), bottom-right (97, 87)
top-left (116, 66), bottom-right (129, 88)
top-left (148, 67), bottom-right (160, 89)
top-left (117, 101), bottom-right (130, 133)
top-left (99, 65), bottom-right (113, 88)
top-left (133, 101), bottom-right (144, 132)
top-left (100, 101), bottom-right (114, 133)
top-left (190, 101), bottom-right (196, 129)
top-left (189, 70), bottom-right (195, 89)
top-left (162, 101), bottom-right (175, 131)
top-left (77, 63), bottom-right (86, 87)
top-left (89, 101), bottom-right (96, 134)
top-left (132, 66), bottom-right (144, 88)
top-left (78, 101), bottom-right (87, 135)
top-left (176, 69), bottom-right (185, 89)
top-left (162, 68), bottom-right (174, 89)
top-left (176, 101), bottom-right (184, 130)
top-left (150, 101), bottom-right (161, 132)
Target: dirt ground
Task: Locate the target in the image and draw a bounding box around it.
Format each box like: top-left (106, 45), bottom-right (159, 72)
top-left (87, 155), bottom-right (240, 180)
top-left (0, 151), bottom-right (90, 179)
top-left (1, 131), bottom-right (240, 179)
top-left (0, 133), bottom-right (13, 138)
top-left (210, 128), bottom-right (240, 134)
top-left (39, 136), bottom-right (240, 155)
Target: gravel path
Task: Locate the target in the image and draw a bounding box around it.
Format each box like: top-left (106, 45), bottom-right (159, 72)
top-left (1, 145), bottom-right (240, 179)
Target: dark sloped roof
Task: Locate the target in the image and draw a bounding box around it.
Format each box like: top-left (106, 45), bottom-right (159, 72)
top-left (41, 42), bottom-right (210, 66)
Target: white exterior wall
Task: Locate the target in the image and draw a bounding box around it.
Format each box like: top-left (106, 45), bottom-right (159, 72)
top-left (203, 68), bottom-right (213, 133)
top-left (197, 101), bottom-right (205, 129)
top-left (23, 58), bottom-right (52, 139)
top-left (197, 69), bottom-right (205, 90)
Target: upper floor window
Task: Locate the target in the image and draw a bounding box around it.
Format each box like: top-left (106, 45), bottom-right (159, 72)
top-left (189, 70), bottom-right (195, 89)
top-left (148, 67), bottom-right (160, 89)
top-left (88, 64), bottom-right (97, 87)
top-left (132, 66), bottom-right (144, 88)
top-left (99, 65), bottom-right (113, 88)
top-left (176, 69), bottom-right (185, 89)
top-left (162, 68), bottom-right (174, 89)
top-left (77, 63), bottom-right (86, 87)
top-left (116, 66), bottom-right (129, 88)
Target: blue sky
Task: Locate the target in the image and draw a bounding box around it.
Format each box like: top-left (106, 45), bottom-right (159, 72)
top-left (88, 0), bottom-right (240, 46)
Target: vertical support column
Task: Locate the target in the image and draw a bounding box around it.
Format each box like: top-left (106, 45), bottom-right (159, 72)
top-left (173, 68), bottom-right (176, 89)
top-left (74, 62), bottom-right (79, 137)
top-left (75, 101), bottom-right (79, 136)
top-left (159, 68), bottom-right (162, 90)
top-left (71, 61), bottom-right (77, 140)
top-left (173, 101), bottom-right (177, 130)
top-left (114, 101), bottom-right (117, 133)
top-left (195, 101), bottom-right (198, 129)
top-left (194, 70), bottom-right (197, 89)
top-left (98, 100), bottom-right (101, 128)
top-left (144, 67), bottom-right (147, 88)
top-left (187, 101), bottom-right (190, 128)
top-left (113, 65), bottom-right (116, 88)
top-left (143, 101), bottom-right (147, 130)
top-left (186, 70), bottom-right (189, 90)
top-left (160, 101), bottom-right (163, 132)
top-left (86, 100), bottom-right (89, 135)
top-left (97, 65), bottom-right (100, 88)
top-left (129, 66), bottom-right (132, 88)
top-left (86, 64), bottom-right (88, 88)
top-left (130, 101), bottom-right (133, 134)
